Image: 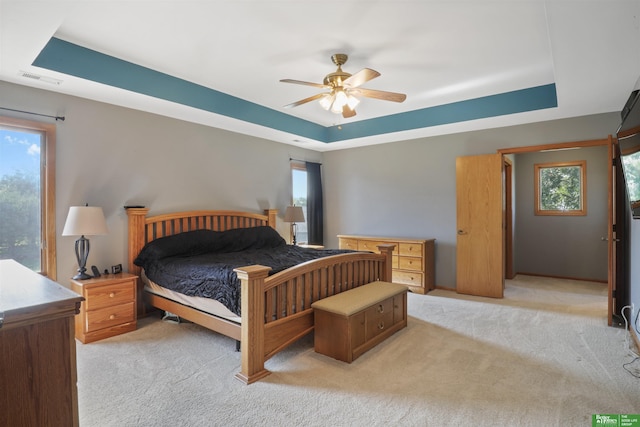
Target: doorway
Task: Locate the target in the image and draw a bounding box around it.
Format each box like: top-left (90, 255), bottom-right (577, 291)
top-left (498, 137), bottom-right (618, 326)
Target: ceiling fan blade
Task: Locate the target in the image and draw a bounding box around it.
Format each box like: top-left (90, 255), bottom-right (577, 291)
top-left (353, 88), bottom-right (407, 103)
top-left (342, 105), bottom-right (357, 118)
top-left (343, 68), bottom-right (380, 88)
top-left (283, 93), bottom-right (327, 109)
top-left (280, 79), bottom-right (330, 89)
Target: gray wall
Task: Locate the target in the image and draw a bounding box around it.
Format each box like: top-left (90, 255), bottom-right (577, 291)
top-left (1, 81), bottom-right (321, 280)
top-left (0, 80), bottom-right (627, 292)
top-left (323, 116), bottom-right (621, 289)
top-left (513, 147), bottom-right (609, 281)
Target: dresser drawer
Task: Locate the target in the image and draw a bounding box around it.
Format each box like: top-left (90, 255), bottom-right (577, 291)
top-left (358, 240), bottom-right (389, 252)
top-left (84, 282), bottom-right (135, 311)
top-left (398, 242), bottom-right (424, 257)
top-left (393, 270), bottom-right (423, 286)
top-left (398, 256), bottom-right (422, 272)
top-left (85, 301), bottom-right (135, 333)
top-left (339, 238), bottom-right (359, 251)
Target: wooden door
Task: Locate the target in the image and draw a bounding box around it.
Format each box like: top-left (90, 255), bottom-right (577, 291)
top-left (456, 153), bottom-right (504, 298)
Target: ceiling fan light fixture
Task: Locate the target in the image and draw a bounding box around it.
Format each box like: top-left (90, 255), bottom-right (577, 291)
top-left (330, 89), bottom-right (349, 114)
top-left (346, 93), bottom-right (360, 110)
top-left (282, 53), bottom-right (406, 119)
top-left (319, 93), bottom-right (333, 110)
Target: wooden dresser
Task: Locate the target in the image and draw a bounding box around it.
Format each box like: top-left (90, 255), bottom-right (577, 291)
top-left (71, 273), bottom-right (137, 343)
top-left (338, 235), bottom-right (435, 294)
top-left (0, 259), bottom-right (84, 427)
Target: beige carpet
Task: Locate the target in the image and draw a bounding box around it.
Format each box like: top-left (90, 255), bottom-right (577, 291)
top-left (76, 275), bottom-right (640, 426)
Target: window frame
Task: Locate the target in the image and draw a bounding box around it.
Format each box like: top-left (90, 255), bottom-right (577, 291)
top-left (290, 161), bottom-right (308, 245)
top-left (534, 160), bottom-right (587, 216)
top-left (0, 116), bottom-right (57, 279)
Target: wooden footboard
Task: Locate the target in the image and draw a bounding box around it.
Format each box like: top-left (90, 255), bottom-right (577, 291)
top-left (234, 245), bottom-right (394, 384)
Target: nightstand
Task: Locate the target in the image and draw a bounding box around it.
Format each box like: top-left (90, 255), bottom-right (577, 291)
top-left (71, 273), bottom-right (138, 343)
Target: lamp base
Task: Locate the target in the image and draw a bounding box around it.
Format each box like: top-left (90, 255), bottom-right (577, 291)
top-left (73, 236), bottom-right (92, 280)
top-left (72, 270), bottom-right (92, 280)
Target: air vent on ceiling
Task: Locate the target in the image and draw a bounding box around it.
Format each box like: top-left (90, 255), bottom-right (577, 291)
top-left (18, 70), bottom-right (63, 85)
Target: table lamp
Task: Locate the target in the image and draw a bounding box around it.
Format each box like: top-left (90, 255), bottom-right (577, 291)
top-left (62, 205), bottom-right (108, 279)
top-left (284, 205), bottom-right (305, 245)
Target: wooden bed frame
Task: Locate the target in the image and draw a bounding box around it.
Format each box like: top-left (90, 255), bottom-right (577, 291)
top-left (126, 208), bottom-right (394, 384)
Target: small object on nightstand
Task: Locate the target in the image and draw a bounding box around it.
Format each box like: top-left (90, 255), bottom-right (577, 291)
top-left (111, 263), bottom-right (122, 274)
top-left (91, 265), bottom-right (101, 277)
top-left (104, 269), bottom-right (109, 275)
top-left (71, 273), bottom-right (138, 343)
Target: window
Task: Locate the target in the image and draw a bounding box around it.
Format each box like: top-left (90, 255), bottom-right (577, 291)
top-left (291, 163), bottom-right (308, 244)
top-left (621, 147), bottom-right (640, 203)
top-left (0, 117), bottom-right (57, 278)
top-left (534, 160), bottom-right (586, 216)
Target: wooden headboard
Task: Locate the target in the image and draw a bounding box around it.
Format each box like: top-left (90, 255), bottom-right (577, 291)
top-left (126, 208), bottom-right (278, 311)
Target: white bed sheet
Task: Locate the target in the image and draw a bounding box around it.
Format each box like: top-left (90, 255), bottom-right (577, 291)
top-left (143, 272), bottom-right (241, 323)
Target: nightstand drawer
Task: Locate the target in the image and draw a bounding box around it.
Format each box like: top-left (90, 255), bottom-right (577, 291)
top-left (86, 301), bottom-right (135, 333)
top-left (84, 282), bottom-right (135, 311)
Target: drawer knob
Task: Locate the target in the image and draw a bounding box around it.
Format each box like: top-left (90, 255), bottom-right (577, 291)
top-left (109, 314), bottom-right (116, 320)
top-left (109, 292), bottom-right (116, 298)
top-left (378, 321), bottom-right (385, 330)
top-left (377, 304), bottom-right (384, 314)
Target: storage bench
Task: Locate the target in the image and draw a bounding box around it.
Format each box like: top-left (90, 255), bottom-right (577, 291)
top-left (311, 281), bottom-right (407, 363)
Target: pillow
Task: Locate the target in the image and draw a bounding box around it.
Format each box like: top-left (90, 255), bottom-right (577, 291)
top-left (134, 229), bottom-right (222, 266)
top-left (133, 226), bottom-right (286, 267)
top-left (213, 226), bottom-right (286, 253)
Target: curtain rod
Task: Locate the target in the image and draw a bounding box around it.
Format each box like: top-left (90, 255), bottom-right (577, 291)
top-left (289, 157), bottom-right (322, 165)
top-left (0, 107), bottom-right (65, 121)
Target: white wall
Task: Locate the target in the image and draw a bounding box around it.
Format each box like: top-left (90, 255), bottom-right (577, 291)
top-left (1, 81), bottom-right (320, 281)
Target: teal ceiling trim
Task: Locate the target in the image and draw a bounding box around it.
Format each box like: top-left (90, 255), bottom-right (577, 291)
top-left (325, 83), bottom-right (557, 142)
top-left (33, 37), bottom-right (327, 141)
top-left (32, 37), bottom-right (557, 144)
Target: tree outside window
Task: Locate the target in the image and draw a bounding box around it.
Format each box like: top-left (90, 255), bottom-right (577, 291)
top-left (534, 161), bottom-right (586, 216)
top-left (621, 149), bottom-right (640, 203)
top-left (0, 117), bottom-right (56, 278)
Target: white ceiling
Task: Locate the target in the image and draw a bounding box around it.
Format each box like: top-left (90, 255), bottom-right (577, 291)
top-left (1, 0), bottom-right (639, 152)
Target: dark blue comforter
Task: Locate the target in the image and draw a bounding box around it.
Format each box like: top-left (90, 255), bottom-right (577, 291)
top-left (134, 227), bottom-right (351, 315)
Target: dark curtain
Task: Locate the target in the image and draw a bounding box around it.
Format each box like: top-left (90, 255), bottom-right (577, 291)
top-left (306, 161), bottom-right (324, 245)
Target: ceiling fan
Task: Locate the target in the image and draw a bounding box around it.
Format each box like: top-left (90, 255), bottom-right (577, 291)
top-left (280, 53), bottom-right (406, 119)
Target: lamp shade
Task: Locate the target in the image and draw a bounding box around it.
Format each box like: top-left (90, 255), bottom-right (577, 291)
top-left (284, 205), bottom-right (305, 223)
top-left (62, 206), bottom-right (108, 236)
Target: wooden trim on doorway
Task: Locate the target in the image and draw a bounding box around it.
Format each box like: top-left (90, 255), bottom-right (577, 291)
top-left (504, 157), bottom-right (514, 279)
top-left (497, 136), bottom-right (614, 326)
top-left (497, 138), bottom-right (609, 155)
